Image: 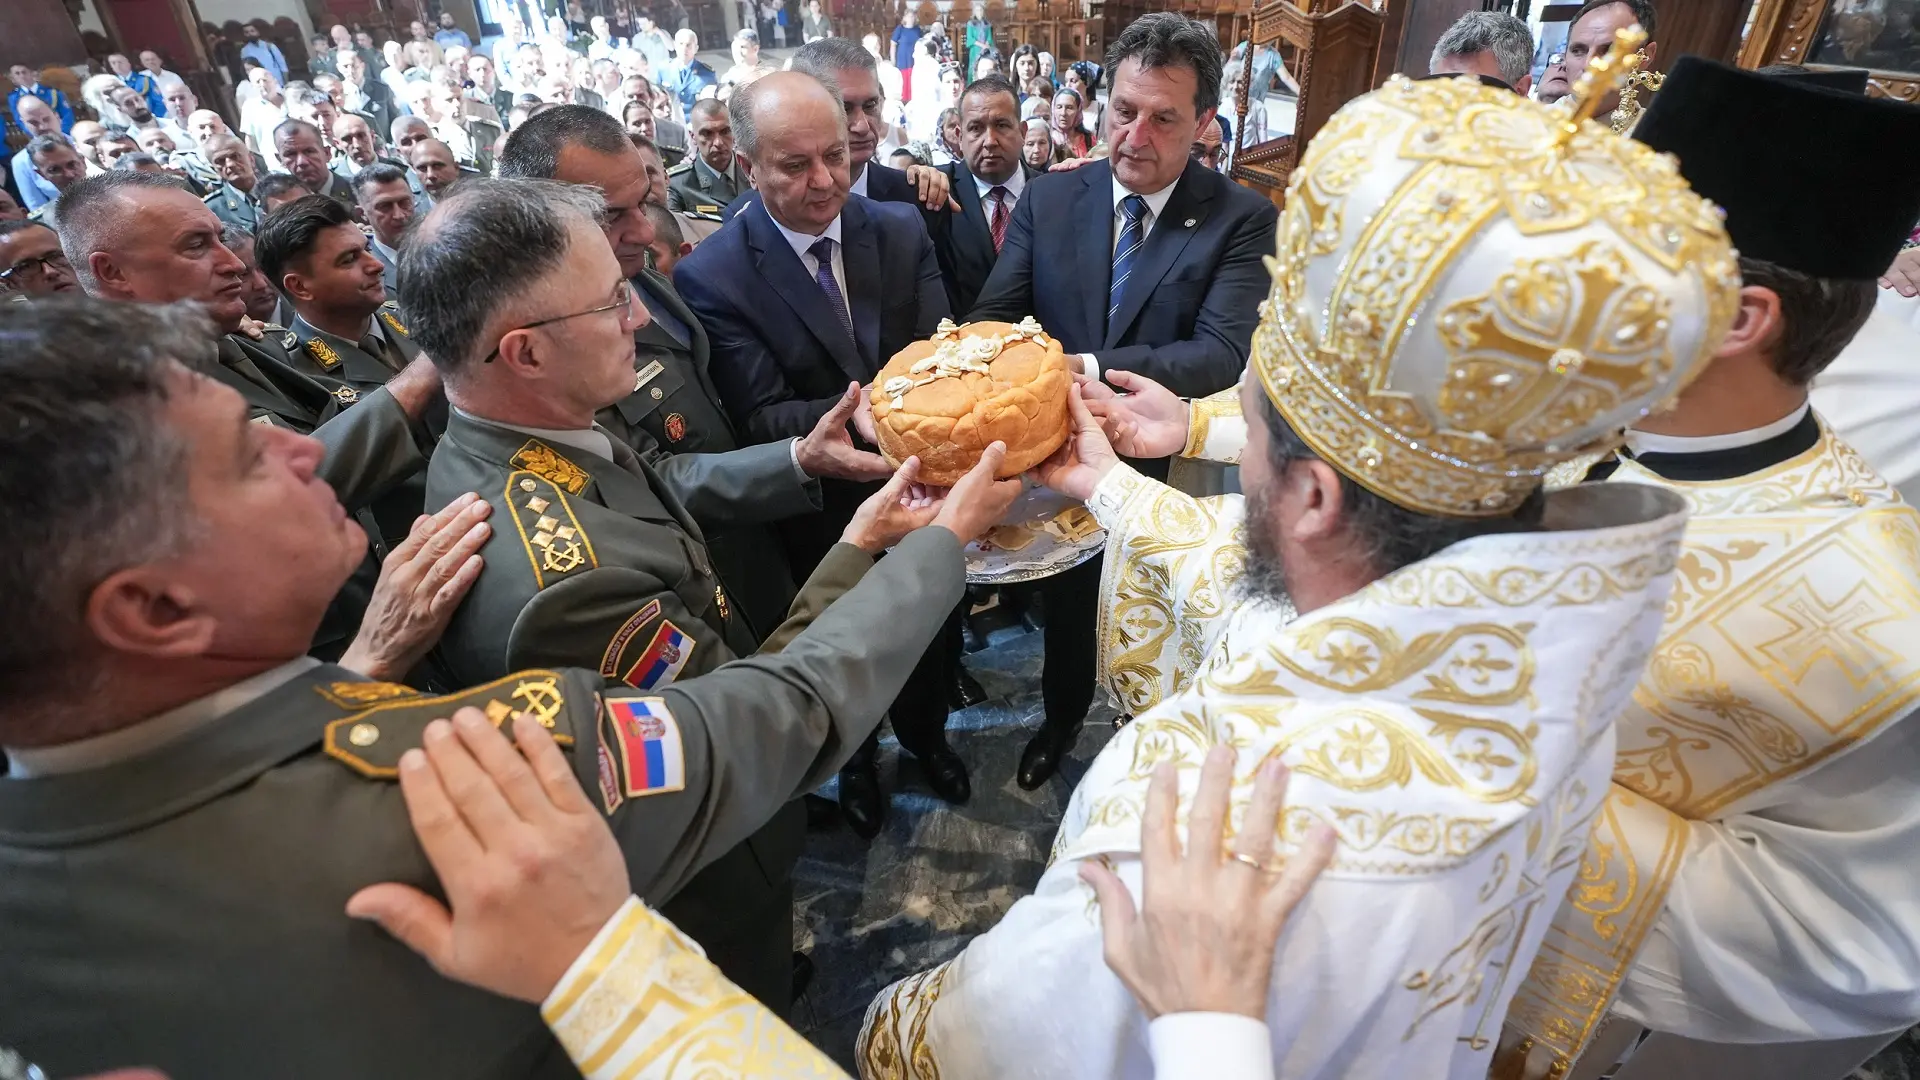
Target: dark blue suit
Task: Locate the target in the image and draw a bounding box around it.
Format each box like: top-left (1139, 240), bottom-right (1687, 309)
top-left (674, 191), bottom-right (956, 763)
top-left (971, 157), bottom-right (1278, 399)
top-left (675, 192), bottom-right (950, 445)
top-left (925, 158), bottom-right (1044, 318)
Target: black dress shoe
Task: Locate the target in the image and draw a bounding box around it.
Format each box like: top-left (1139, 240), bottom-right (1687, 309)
top-left (791, 951), bottom-right (815, 1001)
top-left (918, 748), bottom-right (972, 805)
top-left (803, 792), bottom-right (839, 830)
top-left (839, 760), bottom-right (885, 839)
top-left (1017, 723), bottom-right (1082, 790)
top-left (949, 666), bottom-right (989, 710)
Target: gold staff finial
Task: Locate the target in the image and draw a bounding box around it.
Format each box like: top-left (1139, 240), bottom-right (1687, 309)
top-left (1551, 24), bottom-right (1649, 149)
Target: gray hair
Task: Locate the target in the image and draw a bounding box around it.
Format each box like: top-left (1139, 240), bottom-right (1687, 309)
top-left (1104, 13), bottom-right (1222, 115)
top-left (54, 170), bottom-right (192, 294)
top-left (399, 178), bottom-right (606, 375)
top-left (729, 69), bottom-right (842, 161)
top-left (26, 133), bottom-right (74, 161)
top-left (790, 37), bottom-right (878, 85)
top-left (1430, 11), bottom-right (1535, 87)
top-left (0, 297), bottom-right (204, 725)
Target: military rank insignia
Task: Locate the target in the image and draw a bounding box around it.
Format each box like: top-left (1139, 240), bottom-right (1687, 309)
top-left (665, 412), bottom-right (687, 442)
top-left (379, 305), bottom-right (408, 337)
top-left (280, 330), bottom-right (298, 350)
top-left (624, 620), bottom-right (693, 689)
top-left (510, 439), bottom-right (590, 494)
top-left (305, 338), bottom-right (343, 370)
top-left (602, 696), bottom-right (685, 798)
top-left (331, 384), bottom-right (360, 406)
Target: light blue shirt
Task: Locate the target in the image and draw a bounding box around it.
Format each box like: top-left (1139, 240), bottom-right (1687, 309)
top-left (11, 147), bottom-right (59, 212)
top-left (240, 39), bottom-right (288, 83)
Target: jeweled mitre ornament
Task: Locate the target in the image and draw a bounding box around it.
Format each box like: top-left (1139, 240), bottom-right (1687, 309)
top-left (1258, 27), bottom-right (1741, 517)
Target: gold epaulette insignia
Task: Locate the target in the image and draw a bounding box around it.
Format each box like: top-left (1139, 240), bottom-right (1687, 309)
top-left (323, 669), bottom-right (578, 778)
top-left (510, 439), bottom-right (590, 494)
top-left (379, 305), bottom-right (408, 336)
top-left (314, 679), bottom-right (422, 709)
top-left (506, 470), bottom-right (600, 589)
top-left (305, 337), bottom-right (342, 370)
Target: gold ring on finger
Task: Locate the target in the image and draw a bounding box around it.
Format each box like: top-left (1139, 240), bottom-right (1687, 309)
top-left (1228, 851), bottom-right (1284, 874)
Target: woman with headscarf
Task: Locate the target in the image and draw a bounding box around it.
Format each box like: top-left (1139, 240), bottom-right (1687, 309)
top-left (1049, 85), bottom-right (1093, 160)
top-left (1064, 60), bottom-right (1104, 135)
top-left (1038, 50), bottom-right (1058, 88)
top-left (1021, 116), bottom-right (1054, 172)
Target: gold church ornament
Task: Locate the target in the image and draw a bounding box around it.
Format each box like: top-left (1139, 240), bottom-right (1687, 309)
top-left (1552, 24), bottom-right (1650, 148)
top-left (1254, 38), bottom-right (1738, 518)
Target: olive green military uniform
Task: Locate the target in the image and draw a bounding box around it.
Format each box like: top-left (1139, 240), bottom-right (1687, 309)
top-left (0, 527), bottom-right (964, 1078)
top-left (203, 179), bottom-right (263, 232)
top-left (425, 409), bottom-right (824, 1008)
top-left (211, 326), bottom-right (434, 654)
top-left (666, 154), bottom-right (745, 216)
top-left (310, 167), bottom-right (358, 208)
top-left (290, 304), bottom-right (437, 553)
top-left (289, 303), bottom-right (421, 395)
top-left (610, 268), bottom-right (798, 641)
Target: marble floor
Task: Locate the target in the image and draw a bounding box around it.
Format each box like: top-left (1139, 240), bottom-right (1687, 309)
top-left (787, 625), bottom-right (1118, 1069)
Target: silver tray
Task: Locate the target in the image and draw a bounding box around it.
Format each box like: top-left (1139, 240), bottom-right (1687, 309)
top-left (963, 484), bottom-right (1104, 585)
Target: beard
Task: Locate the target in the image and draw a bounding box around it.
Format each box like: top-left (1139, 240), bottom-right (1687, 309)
top-left (1238, 475), bottom-right (1292, 608)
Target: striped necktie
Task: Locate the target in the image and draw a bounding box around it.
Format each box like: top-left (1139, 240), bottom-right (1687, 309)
top-left (809, 237), bottom-right (855, 342)
top-left (1108, 194), bottom-right (1148, 325)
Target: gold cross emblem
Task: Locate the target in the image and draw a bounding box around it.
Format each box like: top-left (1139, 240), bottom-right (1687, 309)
top-left (510, 677), bottom-right (564, 728)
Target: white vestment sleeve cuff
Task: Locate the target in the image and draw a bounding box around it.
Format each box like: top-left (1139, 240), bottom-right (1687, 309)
top-left (1149, 1013), bottom-right (1274, 1080)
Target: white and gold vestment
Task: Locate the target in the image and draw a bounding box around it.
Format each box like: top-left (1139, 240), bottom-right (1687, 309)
top-left (860, 45), bottom-right (1741, 1080)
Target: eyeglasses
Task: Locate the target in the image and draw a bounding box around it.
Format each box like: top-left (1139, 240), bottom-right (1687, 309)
top-left (1546, 52), bottom-right (1566, 66)
top-left (483, 279), bottom-right (637, 362)
top-left (0, 252), bottom-right (70, 284)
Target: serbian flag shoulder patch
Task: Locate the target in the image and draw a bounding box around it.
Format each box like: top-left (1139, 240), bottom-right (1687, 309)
top-left (622, 620), bottom-right (695, 690)
top-left (603, 696), bottom-right (686, 798)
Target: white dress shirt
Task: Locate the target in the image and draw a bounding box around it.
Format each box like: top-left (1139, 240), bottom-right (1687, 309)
top-left (767, 204), bottom-right (848, 310)
top-left (849, 166), bottom-right (869, 198)
top-left (1149, 1013), bottom-right (1275, 1080)
top-left (973, 163), bottom-right (1026, 220)
top-left (1079, 173), bottom-right (1184, 379)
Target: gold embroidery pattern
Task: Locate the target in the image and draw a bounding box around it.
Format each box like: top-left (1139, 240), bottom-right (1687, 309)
top-left (1507, 422), bottom-right (1920, 1069)
top-left (1095, 474), bottom-right (1258, 714)
top-left (545, 900), bottom-right (846, 1079)
top-left (304, 337), bottom-right (342, 371)
top-left (313, 680), bottom-right (422, 708)
top-left (857, 962), bottom-right (951, 1080)
top-left (1254, 73), bottom-right (1740, 518)
top-left (510, 439), bottom-right (591, 494)
top-left (1183, 388), bottom-right (1244, 463)
top-left (379, 306), bottom-right (408, 336)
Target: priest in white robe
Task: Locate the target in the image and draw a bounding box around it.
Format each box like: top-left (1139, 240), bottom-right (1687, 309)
top-left (858, 44), bottom-right (1748, 1080)
top-left (1070, 56), bottom-right (1920, 1080)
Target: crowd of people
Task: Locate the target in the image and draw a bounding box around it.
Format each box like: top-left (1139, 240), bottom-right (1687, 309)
top-left (4, 1), bottom-right (1920, 1079)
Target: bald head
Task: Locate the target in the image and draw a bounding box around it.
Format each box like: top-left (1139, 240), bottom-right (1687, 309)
top-left (409, 138), bottom-right (459, 198)
top-left (15, 94), bottom-right (57, 137)
top-left (731, 69), bottom-right (846, 162)
top-left (188, 108), bottom-right (228, 143)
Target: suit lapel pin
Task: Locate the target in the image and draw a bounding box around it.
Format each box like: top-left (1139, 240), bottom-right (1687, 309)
top-left (1184, 218), bottom-right (1197, 227)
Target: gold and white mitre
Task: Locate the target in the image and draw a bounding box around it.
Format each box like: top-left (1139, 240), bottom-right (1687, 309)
top-left (1260, 27), bottom-right (1736, 518)
top-left (857, 39), bottom-right (1750, 1080)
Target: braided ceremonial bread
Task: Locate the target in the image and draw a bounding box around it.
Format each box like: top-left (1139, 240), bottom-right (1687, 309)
top-left (870, 317), bottom-right (1072, 487)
